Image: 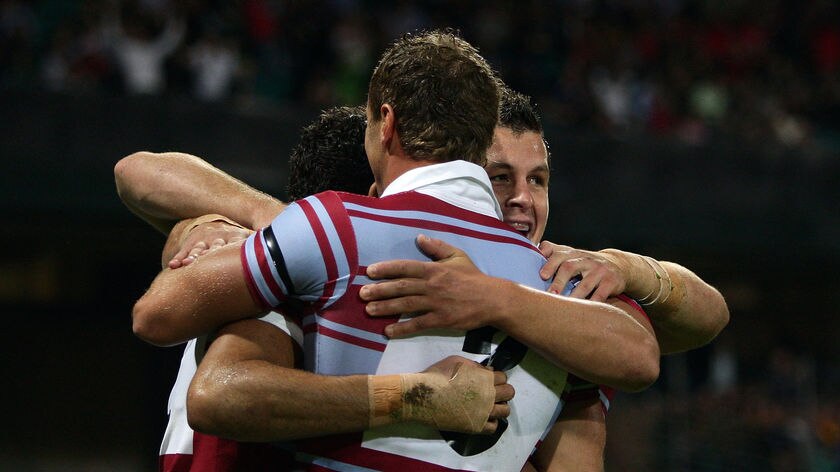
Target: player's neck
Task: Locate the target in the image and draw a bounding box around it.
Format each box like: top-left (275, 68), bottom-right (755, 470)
top-left (378, 153), bottom-right (439, 195)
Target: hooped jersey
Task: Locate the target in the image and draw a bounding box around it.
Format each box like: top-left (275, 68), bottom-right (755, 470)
top-left (241, 190), bottom-right (570, 471)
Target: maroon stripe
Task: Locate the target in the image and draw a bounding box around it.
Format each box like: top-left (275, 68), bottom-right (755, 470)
top-left (298, 199), bottom-right (340, 311)
top-left (253, 232), bottom-right (286, 305)
top-left (240, 241), bottom-right (270, 310)
top-left (318, 192), bottom-right (359, 275)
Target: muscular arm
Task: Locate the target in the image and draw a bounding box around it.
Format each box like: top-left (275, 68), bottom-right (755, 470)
top-left (114, 151), bottom-right (286, 233)
top-left (542, 243), bottom-right (729, 354)
top-left (361, 236), bottom-right (660, 392)
top-left (601, 249), bottom-right (728, 354)
top-left (132, 241), bottom-right (258, 346)
top-left (490, 283), bottom-right (658, 392)
top-left (529, 400), bottom-right (606, 472)
top-left (189, 319), bottom-right (512, 441)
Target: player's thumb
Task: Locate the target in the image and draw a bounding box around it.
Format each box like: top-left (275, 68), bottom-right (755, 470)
top-left (415, 234), bottom-right (460, 261)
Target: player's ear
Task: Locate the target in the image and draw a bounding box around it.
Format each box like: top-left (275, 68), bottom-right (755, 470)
top-left (380, 104), bottom-right (395, 146)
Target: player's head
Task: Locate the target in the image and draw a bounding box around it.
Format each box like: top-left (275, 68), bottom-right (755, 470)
top-left (365, 29), bottom-right (500, 171)
top-left (486, 87), bottom-right (550, 244)
top-left (286, 105), bottom-right (372, 201)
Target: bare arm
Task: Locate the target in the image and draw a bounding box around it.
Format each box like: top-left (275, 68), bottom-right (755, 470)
top-left (114, 151), bottom-right (286, 234)
top-left (132, 241), bottom-right (259, 346)
top-left (188, 319), bottom-right (513, 441)
top-left (529, 399), bottom-right (606, 472)
top-left (360, 235), bottom-right (660, 392)
top-left (541, 243), bottom-right (729, 354)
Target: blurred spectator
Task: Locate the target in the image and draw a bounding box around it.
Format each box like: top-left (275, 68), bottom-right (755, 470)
top-left (102, 1), bottom-right (184, 95)
top-left (186, 29), bottom-right (241, 101)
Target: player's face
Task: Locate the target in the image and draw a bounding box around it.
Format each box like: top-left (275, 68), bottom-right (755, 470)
top-left (485, 127), bottom-right (550, 244)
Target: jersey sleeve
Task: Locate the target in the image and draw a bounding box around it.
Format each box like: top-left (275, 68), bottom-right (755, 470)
top-left (240, 191), bottom-right (358, 314)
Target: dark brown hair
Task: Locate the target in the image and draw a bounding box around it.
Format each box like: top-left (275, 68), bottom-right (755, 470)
top-left (368, 30), bottom-right (500, 166)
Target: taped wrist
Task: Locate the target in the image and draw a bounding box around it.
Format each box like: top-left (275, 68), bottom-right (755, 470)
top-left (368, 367), bottom-right (494, 433)
top-left (368, 374), bottom-right (405, 427)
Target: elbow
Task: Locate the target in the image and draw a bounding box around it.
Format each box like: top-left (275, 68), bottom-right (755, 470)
top-left (620, 338), bottom-right (661, 393)
top-left (114, 151), bottom-right (156, 201)
top-left (131, 296), bottom-right (177, 347)
top-left (711, 299), bottom-right (731, 339)
top-left (695, 293), bottom-right (732, 347)
top-left (186, 380), bottom-right (220, 436)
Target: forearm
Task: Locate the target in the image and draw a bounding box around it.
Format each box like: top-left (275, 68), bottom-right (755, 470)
top-left (489, 279), bottom-right (659, 392)
top-left (114, 151), bottom-right (285, 233)
top-left (189, 360), bottom-right (372, 441)
top-left (189, 321), bottom-right (502, 441)
top-left (600, 249), bottom-right (729, 354)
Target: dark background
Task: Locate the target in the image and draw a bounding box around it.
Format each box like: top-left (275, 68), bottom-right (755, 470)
top-left (2, 1), bottom-right (839, 470)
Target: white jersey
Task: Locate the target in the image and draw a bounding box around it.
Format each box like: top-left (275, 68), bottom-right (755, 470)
top-left (159, 311), bottom-right (302, 472)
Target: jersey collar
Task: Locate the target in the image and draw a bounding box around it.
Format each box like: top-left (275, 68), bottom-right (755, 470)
top-left (379, 160), bottom-right (503, 220)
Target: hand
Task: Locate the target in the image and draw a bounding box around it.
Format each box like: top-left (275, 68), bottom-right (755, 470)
top-left (359, 235), bottom-right (497, 337)
top-left (417, 355), bottom-right (514, 434)
top-left (538, 241), bottom-right (626, 302)
top-left (169, 220), bottom-right (252, 269)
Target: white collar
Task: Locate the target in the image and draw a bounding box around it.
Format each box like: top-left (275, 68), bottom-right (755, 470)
top-left (380, 160), bottom-right (503, 220)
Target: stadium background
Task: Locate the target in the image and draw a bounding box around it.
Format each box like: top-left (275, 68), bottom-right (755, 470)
top-left (1, 1), bottom-right (838, 470)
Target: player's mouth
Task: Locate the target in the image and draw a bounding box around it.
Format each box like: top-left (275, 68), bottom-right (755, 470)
top-left (508, 221), bottom-right (531, 238)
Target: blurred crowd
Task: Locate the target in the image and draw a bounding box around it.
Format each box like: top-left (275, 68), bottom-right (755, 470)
top-left (608, 343), bottom-right (840, 471)
top-left (1, 0), bottom-right (838, 157)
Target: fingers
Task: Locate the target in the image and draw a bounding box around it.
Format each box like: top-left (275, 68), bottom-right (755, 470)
top-left (415, 234), bottom-right (463, 261)
top-left (538, 241), bottom-right (572, 260)
top-left (168, 242), bottom-right (205, 268)
top-left (539, 254), bottom-right (563, 281)
top-left (569, 272), bottom-right (599, 299)
top-left (483, 371), bottom-right (514, 434)
top-left (493, 371), bottom-right (514, 400)
top-left (382, 312), bottom-right (440, 337)
top-left (208, 237), bottom-right (227, 252)
top-left (589, 284), bottom-right (613, 302)
top-left (181, 241), bottom-right (208, 266)
top-left (539, 244), bottom-right (576, 281)
top-left (366, 259), bottom-right (428, 280)
top-left (546, 259), bottom-right (582, 295)
top-left (168, 248), bottom-right (188, 269)
top-left (489, 402), bottom-right (512, 421)
top-left (365, 295), bottom-right (429, 318)
top-left (360, 278), bottom-right (426, 301)
top-left (170, 235), bottom-right (246, 270)
top-left (480, 418), bottom-right (499, 435)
